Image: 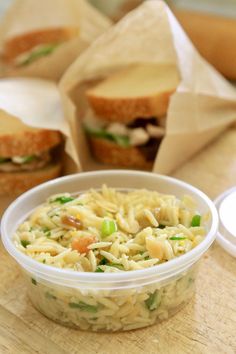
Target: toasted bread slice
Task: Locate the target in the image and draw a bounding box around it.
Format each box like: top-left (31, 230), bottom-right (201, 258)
top-left (0, 111), bottom-right (62, 157)
top-left (0, 161), bottom-right (61, 196)
top-left (3, 27), bottom-right (79, 63)
top-left (86, 64), bottom-right (179, 123)
top-left (89, 136), bottom-right (161, 169)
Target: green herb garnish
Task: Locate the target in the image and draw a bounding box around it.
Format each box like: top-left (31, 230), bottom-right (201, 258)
top-left (85, 126), bottom-right (130, 148)
top-left (101, 219), bottom-right (117, 238)
top-left (42, 227), bottom-right (51, 238)
top-left (31, 278), bottom-right (37, 286)
top-left (52, 196), bottom-right (75, 204)
top-left (191, 215), bottom-right (201, 227)
top-left (99, 257), bottom-right (109, 265)
top-left (69, 302), bottom-right (98, 313)
top-left (169, 236), bottom-right (187, 241)
top-left (95, 267), bottom-right (104, 273)
top-left (20, 240), bottom-right (30, 248)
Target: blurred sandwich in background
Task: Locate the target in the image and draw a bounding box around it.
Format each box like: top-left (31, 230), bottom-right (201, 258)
top-left (84, 64), bottom-right (179, 169)
top-left (0, 111), bottom-right (62, 196)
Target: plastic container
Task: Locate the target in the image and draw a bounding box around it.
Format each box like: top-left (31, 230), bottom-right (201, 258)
top-left (214, 186), bottom-right (236, 258)
top-left (1, 170), bottom-right (219, 332)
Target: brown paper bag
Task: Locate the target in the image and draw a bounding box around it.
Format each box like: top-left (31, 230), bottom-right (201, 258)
top-left (60, 0), bottom-right (236, 174)
top-left (0, 0), bottom-right (112, 81)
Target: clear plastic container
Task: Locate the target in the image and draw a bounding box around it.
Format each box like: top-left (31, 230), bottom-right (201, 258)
top-left (1, 170), bottom-right (218, 332)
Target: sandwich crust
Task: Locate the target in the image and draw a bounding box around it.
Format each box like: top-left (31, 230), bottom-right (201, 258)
top-left (0, 128), bottom-right (62, 157)
top-left (87, 91), bottom-right (173, 124)
top-left (89, 137), bottom-right (155, 169)
top-left (86, 64), bottom-right (179, 123)
top-left (0, 162), bottom-right (61, 196)
top-left (3, 27), bottom-right (79, 63)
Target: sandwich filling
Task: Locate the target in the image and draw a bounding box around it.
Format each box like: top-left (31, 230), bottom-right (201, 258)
top-left (0, 151), bottom-right (51, 172)
top-left (84, 113), bottom-right (165, 160)
top-left (14, 43), bottom-right (60, 67)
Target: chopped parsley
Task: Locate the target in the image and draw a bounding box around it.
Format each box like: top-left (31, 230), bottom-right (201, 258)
top-left (31, 278), bottom-right (37, 286)
top-left (20, 240), bottom-right (30, 248)
top-left (95, 267), bottom-right (104, 273)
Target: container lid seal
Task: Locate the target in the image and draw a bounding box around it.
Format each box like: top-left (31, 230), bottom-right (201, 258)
top-left (214, 187), bottom-right (236, 258)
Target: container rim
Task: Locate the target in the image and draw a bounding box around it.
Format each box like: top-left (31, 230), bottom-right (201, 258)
top-left (1, 170), bottom-right (219, 283)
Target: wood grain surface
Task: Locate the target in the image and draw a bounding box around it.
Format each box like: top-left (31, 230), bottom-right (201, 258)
top-left (0, 127), bottom-right (236, 354)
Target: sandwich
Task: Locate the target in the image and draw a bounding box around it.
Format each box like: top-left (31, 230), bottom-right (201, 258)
top-left (0, 111), bottom-right (62, 196)
top-left (84, 64), bottom-right (179, 169)
top-left (2, 27), bottom-right (79, 68)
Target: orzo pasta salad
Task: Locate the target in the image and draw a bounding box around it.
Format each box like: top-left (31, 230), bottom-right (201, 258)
top-left (14, 185), bottom-right (206, 272)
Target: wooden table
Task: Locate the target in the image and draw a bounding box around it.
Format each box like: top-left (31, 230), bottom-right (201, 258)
top-left (0, 127), bottom-right (236, 354)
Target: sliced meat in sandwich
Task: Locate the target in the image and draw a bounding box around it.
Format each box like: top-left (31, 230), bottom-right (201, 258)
top-left (84, 64), bottom-right (179, 169)
top-left (0, 111), bottom-right (62, 196)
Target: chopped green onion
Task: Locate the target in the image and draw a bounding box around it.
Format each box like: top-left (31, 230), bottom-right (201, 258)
top-left (52, 196), bottom-right (75, 204)
top-left (101, 219), bottom-right (117, 238)
top-left (69, 302), bottom-right (98, 313)
top-left (95, 267), bottom-right (104, 273)
top-left (191, 215), bottom-right (201, 227)
top-left (45, 292), bottom-right (57, 300)
top-left (169, 236), bottom-right (187, 241)
top-left (20, 240), bottom-right (30, 248)
top-left (31, 278), bottom-right (37, 286)
top-left (145, 290), bottom-right (160, 311)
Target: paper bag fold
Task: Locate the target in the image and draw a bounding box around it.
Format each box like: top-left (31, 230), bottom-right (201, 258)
top-left (0, 78), bottom-right (80, 173)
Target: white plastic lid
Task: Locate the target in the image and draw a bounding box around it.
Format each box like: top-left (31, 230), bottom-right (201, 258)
top-left (214, 187), bottom-right (236, 257)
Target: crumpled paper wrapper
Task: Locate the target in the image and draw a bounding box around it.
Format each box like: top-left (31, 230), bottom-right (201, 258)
top-left (0, 77), bottom-right (80, 171)
top-left (60, 0), bottom-right (236, 174)
top-left (0, 0), bottom-right (112, 81)
top-left (0, 77), bottom-right (80, 214)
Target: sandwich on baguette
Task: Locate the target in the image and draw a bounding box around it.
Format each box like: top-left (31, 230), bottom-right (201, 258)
top-left (2, 27), bottom-right (79, 68)
top-left (84, 64), bottom-right (179, 169)
top-left (0, 111), bottom-right (62, 196)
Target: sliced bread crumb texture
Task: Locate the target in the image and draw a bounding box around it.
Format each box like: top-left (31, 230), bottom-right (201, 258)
top-left (86, 64), bottom-right (179, 123)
